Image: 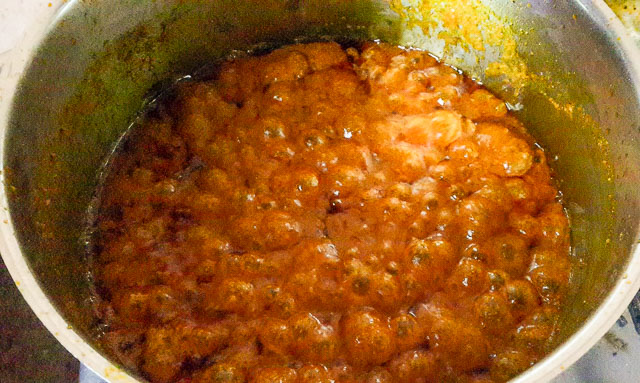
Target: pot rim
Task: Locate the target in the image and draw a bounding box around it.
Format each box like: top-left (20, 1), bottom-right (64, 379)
top-left (0, 1), bottom-right (639, 382)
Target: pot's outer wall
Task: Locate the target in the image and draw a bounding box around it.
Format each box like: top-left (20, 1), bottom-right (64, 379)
top-left (4, 0), bottom-right (640, 381)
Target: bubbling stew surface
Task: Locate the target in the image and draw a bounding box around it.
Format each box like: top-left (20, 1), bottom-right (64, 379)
top-left (91, 42), bottom-right (571, 383)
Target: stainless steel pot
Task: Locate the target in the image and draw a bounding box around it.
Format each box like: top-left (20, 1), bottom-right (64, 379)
top-left (1, 0), bottom-right (640, 382)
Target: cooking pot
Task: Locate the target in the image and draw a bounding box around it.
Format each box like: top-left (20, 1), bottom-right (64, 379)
top-left (1, 0), bottom-right (640, 381)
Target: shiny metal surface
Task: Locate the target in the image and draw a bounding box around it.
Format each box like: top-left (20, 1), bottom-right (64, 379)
top-left (1, 1), bottom-right (640, 382)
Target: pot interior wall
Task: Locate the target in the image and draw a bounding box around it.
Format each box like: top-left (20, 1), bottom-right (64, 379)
top-left (5, 0), bottom-right (640, 375)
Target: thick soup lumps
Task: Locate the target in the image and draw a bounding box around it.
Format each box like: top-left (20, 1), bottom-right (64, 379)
top-left (92, 42), bottom-right (571, 383)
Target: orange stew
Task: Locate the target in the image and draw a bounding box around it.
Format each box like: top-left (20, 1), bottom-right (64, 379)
top-left (92, 42), bottom-right (571, 383)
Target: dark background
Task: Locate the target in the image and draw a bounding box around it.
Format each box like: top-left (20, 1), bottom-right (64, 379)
top-left (0, 257), bottom-right (78, 382)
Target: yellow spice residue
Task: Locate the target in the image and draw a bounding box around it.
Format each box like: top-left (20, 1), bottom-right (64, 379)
top-left (390, 0), bottom-right (486, 52)
top-left (536, 87), bottom-right (576, 118)
top-left (102, 366), bottom-right (136, 383)
top-left (389, 0), bottom-right (530, 98)
top-left (606, 0), bottom-right (640, 39)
